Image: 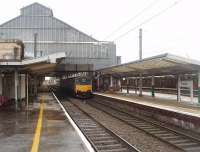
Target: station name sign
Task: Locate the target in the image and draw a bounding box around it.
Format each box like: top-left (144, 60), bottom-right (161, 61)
top-left (180, 80), bottom-right (193, 88)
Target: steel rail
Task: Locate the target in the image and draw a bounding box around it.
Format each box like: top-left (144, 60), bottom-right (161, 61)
top-left (60, 98), bottom-right (141, 152)
top-left (89, 98), bottom-right (200, 152)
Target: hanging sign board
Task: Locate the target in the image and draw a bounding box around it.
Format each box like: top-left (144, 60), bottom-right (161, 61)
top-left (180, 80), bottom-right (193, 88)
top-left (180, 80), bottom-right (193, 102)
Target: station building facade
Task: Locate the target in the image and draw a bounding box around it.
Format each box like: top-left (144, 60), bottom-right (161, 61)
top-left (0, 2), bottom-right (119, 69)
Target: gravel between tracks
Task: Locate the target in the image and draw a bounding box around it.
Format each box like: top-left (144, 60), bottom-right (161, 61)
top-left (63, 98), bottom-right (183, 152)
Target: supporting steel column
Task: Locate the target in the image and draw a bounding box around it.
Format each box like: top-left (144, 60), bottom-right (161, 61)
top-left (34, 33), bottom-right (38, 58)
top-left (198, 72), bottom-right (200, 103)
top-left (151, 75), bottom-right (155, 97)
top-left (97, 76), bottom-right (100, 91)
top-left (138, 28), bottom-right (143, 97)
top-left (102, 77), bottom-right (105, 90)
top-left (117, 79), bottom-right (121, 92)
top-left (190, 80), bottom-right (194, 102)
top-left (177, 75), bottom-right (181, 102)
top-left (135, 77), bottom-right (137, 94)
top-left (26, 74), bottom-right (29, 110)
top-left (127, 78), bottom-right (129, 94)
top-left (110, 75), bottom-right (113, 88)
top-left (34, 76), bottom-right (37, 97)
top-left (14, 70), bottom-right (18, 110)
top-left (0, 74), bottom-right (2, 95)
top-left (139, 74), bottom-right (142, 96)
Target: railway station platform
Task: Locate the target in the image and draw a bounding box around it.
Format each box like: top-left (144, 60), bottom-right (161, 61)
top-left (94, 91), bottom-right (200, 118)
top-left (0, 93), bottom-right (89, 152)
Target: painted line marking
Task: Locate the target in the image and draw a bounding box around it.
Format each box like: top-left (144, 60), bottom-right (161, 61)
top-left (31, 98), bottom-right (44, 152)
top-left (52, 92), bottom-right (95, 152)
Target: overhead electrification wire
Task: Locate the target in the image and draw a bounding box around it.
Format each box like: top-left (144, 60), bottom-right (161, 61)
top-left (103, 0), bottom-right (160, 40)
top-left (112, 0), bottom-right (183, 41)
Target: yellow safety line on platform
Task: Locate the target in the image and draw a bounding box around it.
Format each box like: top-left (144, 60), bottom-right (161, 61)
top-left (30, 97), bottom-right (44, 152)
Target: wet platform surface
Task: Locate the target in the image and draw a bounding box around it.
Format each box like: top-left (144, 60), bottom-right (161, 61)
top-left (0, 93), bottom-right (89, 152)
top-left (95, 91), bottom-right (200, 118)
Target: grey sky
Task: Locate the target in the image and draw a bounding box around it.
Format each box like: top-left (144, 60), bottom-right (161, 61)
top-left (0, 0), bottom-right (198, 63)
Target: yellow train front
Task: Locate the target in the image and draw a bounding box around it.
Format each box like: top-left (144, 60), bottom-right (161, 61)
top-left (60, 76), bottom-right (93, 98)
top-left (74, 77), bottom-right (93, 98)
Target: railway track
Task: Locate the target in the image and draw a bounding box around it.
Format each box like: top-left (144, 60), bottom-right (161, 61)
top-left (61, 100), bottom-right (141, 152)
top-left (88, 98), bottom-right (200, 152)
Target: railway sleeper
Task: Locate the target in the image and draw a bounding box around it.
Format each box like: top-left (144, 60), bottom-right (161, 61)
top-left (84, 131), bottom-right (107, 135)
top-left (177, 142), bottom-right (200, 147)
top-left (183, 146), bottom-right (200, 152)
top-left (93, 140), bottom-right (119, 145)
top-left (169, 138), bottom-right (191, 144)
top-left (89, 136), bottom-right (114, 141)
top-left (80, 124), bottom-right (97, 127)
top-left (98, 148), bottom-right (128, 152)
top-left (87, 133), bottom-right (109, 137)
top-left (96, 143), bottom-right (125, 150)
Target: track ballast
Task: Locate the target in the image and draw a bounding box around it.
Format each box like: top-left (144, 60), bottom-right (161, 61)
top-left (61, 100), bottom-right (141, 152)
top-left (88, 97), bottom-right (200, 152)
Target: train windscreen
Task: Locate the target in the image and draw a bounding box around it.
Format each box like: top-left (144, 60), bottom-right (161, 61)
top-left (76, 78), bottom-right (91, 85)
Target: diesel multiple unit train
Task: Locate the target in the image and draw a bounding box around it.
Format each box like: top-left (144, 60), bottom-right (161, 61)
top-left (60, 76), bottom-right (93, 98)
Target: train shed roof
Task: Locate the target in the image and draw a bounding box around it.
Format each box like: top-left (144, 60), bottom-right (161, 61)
top-left (97, 53), bottom-right (200, 77)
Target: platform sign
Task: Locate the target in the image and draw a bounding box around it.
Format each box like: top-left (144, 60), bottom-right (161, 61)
top-left (180, 80), bottom-right (193, 88)
top-left (180, 80), bottom-right (193, 102)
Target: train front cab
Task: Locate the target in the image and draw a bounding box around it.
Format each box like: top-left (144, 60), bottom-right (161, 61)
top-left (75, 85), bottom-right (92, 98)
top-left (75, 77), bottom-right (93, 98)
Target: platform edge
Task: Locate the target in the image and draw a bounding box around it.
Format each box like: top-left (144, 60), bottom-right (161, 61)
top-left (52, 92), bottom-right (95, 152)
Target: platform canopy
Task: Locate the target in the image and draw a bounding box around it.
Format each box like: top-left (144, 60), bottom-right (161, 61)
top-left (97, 53), bottom-right (200, 77)
top-left (0, 52), bottom-right (66, 75)
top-left (0, 52), bottom-right (94, 76)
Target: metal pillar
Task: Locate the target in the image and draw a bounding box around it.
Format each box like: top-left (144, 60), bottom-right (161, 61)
top-left (110, 75), bottom-right (113, 88)
top-left (190, 80), bottom-right (194, 102)
top-left (14, 71), bottom-right (18, 110)
top-left (198, 72), bottom-right (200, 103)
top-left (177, 75), bottom-right (181, 102)
top-left (127, 78), bottom-right (129, 94)
top-left (139, 28), bottom-right (142, 60)
top-left (34, 76), bottom-right (37, 97)
top-left (135, 77), bottom-right (137, 94)
top-left (0, 74), bottom-right (2, 95)
top-left (117, 79), bottom-right (121, 92)
top-left (34, 33), bottom-right (38, 58)
top-left (26, 74), bottom-right (29, 110)
top-left (97, 76), bottom-right (100, 91)
top-left (102, 77), bottom-right (105, 90)
top-left (139, 74), bottom-right (142, 96)
top-left (151, 76), bottom-right (155, 97)
top-left (139, 29), bottom-right (143, 97)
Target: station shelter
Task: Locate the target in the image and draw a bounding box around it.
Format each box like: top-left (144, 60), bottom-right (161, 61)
top-left (95, 53), bottom-right (200, 103)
